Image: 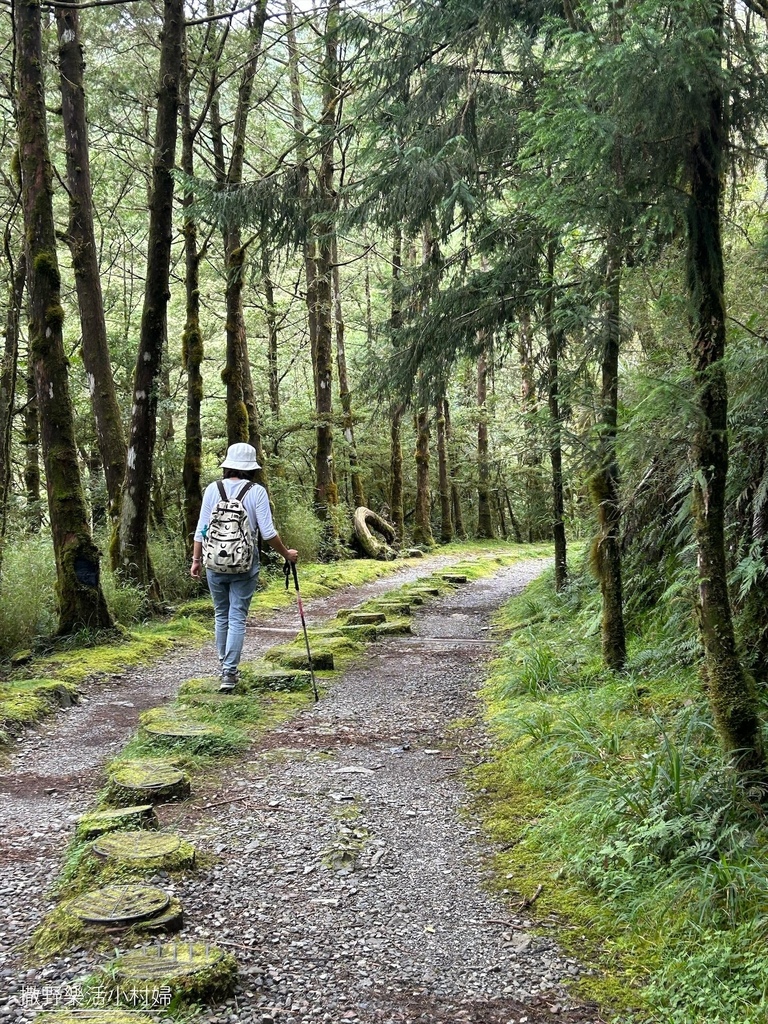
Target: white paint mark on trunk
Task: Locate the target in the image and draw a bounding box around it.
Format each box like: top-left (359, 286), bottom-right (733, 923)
top-left (127, 446), bottom-right (136, 469)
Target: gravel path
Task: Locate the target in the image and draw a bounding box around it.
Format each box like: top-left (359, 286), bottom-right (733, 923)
top-left (0, 556), bottom-right (604, 1024)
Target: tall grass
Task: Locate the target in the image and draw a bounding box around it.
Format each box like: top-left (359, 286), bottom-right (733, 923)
top-left (483, 564), bottom-right (768, 1024)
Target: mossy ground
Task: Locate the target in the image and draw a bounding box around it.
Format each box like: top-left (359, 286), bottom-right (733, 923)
top-left (475, 561), bottom-right (768, 1024)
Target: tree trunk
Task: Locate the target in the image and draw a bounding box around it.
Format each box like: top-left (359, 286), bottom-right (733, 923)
top-left (286, 0), bottom-right (319, 396)
top-left (263, 245), bottom-right (280, 418)
top-left (333, 238), bottom-right (365, 508)
top-left (16, 0), bottom-right (113, 633)
top-left (686, 7), bottom-right (763, 770)
top-left (444, 398), bottom-right (466, 539)
top-left (477, 350), bottom-right (494, 538)
top-left (590, 240), bottom-right (626, 670)
top-left (544, 240), bottom-right (568, 591)
top-left (436, 395), bottom-right (453, 542)
top-left (0, 248), bottom-right (24, 552)
top-left (390, 404), bottom-right (405, 544)
top-left (57, 7), bottom-right (127, 519)
top-left (312, 0), bottom-right (340, 546)
top-left (413, 404), bottom-right (434, 546)
top-left (116, 0), bottom-right (183, 595)
top-left (180, 41), bottom-right (204, 556)
top-left (23, 357), bottom-right (42, 534)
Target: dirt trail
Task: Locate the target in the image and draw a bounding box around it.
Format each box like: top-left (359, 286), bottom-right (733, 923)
top-left (0, 555), bottom-right (605, 1024)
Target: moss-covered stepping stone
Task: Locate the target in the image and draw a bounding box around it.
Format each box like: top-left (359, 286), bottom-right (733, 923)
top-left (110, 941), bottom-right (237, 1004)
top-left (92, 830), bottom-right (195, 869)
top-left (107, 762), bottom-right (190, 805)
top-left (70, 883), bottom-right (170, 926)
top-left (76, 804), bottom-right (158, 840)
top-left (372, 601), bottom-right (412, 616)
top-left (442, 573), bottom-right (469, 583)
top-left (346, 611), bottom-right (386, 625)
top-left (41, 1012), bottom-right (154, 1024)
top-left (244, 667), bottom-right (313, 691)
top-left (405, 548), bottom-right (425, 558)
top-left (269, 649), bottom-right (334, 671)
top-left (411, 585), bottom-right (440, 596)
top-left (134, 897), bottom-right (184, 934)
top-left (375, 619), bottom-right (412, 636)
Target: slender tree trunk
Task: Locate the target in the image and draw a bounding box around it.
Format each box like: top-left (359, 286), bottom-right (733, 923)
top-left (286, 0), bottom-right (319, 395)
top-left (590, 241), bottom-right (626, 670)
top-left (263, 245), bottom-right (280, 419)
top-left (312, 0), bottom-right (340, 545)
top-left (0, 248), bottom-right (24, 551)
top-left (477, 350), bottom-right (494, 538)
top-left (444, 397), bottom-right (466, 539)
top-left (116, 0), bottom-right (183, 595)
top-left (436, 395), bottom-right (452, 542)
top-left (56, 7), bottom-right (126, 519)
top-left (333, 238), bottom-right (365, 508)
top-left (544, 241), bottom-right (568, 590)
top-left (23, 357), bottom-right (42, 534)
top-left (16, 0), bottom-right (112, 632)
top-left (505, 488), bottom-right (523, 544)
top-left (686, 8), bottom-right (763, 770)
top-left (413, 403), bottom-right (434, 546)
top-left (390, 404), bottom-right (405, 543)
top-left (180, 41), bottom-right (204, 556)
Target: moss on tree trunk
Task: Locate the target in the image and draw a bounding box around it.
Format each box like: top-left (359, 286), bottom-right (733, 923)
top-left (116, 0), bottom-right (183, 596)
top-left (15, 0), bottom-right (113, 634)
top-left (686, 12), bottom-right (764, 772)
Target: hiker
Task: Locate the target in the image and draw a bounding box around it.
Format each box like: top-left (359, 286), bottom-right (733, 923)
top-left (191, 443), bottom-right (298, 692)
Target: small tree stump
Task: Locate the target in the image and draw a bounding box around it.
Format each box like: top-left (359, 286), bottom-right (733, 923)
top-left (109, 941), bottom-right (237, 1004)
top-left (70, 883), bottom-right (171, 927)
top-left (107, 762), bottom-right (191, 806)
top-left (76, 804), bottom-right (158, 840)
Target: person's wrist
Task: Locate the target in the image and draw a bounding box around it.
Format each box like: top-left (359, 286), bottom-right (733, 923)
top-left (192, 556), bottom-right (201, 563)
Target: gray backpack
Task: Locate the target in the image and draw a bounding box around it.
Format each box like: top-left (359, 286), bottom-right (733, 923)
top-left (202, 481), bottom-right (256, 574)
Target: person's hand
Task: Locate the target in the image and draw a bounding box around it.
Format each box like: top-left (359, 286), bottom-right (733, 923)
top-left (191, 557), bottom-right (202, 579)
top-left (286, 548), bottom-right (298, 563)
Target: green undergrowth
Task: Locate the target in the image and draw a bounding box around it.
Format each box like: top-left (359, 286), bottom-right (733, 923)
top-left (478, 565), bottom-right (768, 1024)
top-left (0, 677), bottom-right (79, 743)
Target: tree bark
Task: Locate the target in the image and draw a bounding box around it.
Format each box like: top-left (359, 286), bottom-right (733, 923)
top-left (477, 350), bottom-right (494, 538)
top-left (590, 241), bottom-right (625, 670)
top-left (56, 7), bottom-right (127, 519)
top-left (312, 0), bottom-right (340, 545)
top-left (333, 238), bottom-right (365, 508)
top-left (436, 395), bottom-right (453, 542)
top-left (286, 0), bottom-right (319, 396)
top-left (180, 37), bottom-right (204, 556)
top-left (23, 356), bottom-right (42, 534)
top-left (390, 404), bottom-right (405, 543)
top-left (16, 0), bottom-right (113, 633)
top-left (686, 6), bottom-right (764, 770)
top-left (444, 398), bottom-right (466, 539)
top-left (544, 240), bottom-right (568, 591)
top-left (116, 0), bottom-right (183, 595)
top-left (413, 403), bottom-right (434, 546)
top-left (263, 245), bottom-right (280, 419)
top-left (0, 248), bottom-right (24, 552)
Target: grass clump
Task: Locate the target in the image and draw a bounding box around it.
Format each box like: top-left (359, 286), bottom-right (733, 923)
top-left (479, 563), bottom-right (768, 1024)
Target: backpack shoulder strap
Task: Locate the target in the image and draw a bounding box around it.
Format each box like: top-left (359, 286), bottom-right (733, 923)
top-left (236, 481), bottom-right (255, 502)
top-left (216, 480), bottom-right (227, 502)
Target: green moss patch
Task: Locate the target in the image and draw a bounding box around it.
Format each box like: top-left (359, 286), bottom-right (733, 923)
top-left (0, 677), bottom-right (79, 739)
top-left (76, 805), bottom-right (158, 841)
top-left (36, 1011), bottom-right (154, 1023)
top-left (106, 941), bottom-right (237, 1005)
top-left (105, 761), bottom-right (191, 806)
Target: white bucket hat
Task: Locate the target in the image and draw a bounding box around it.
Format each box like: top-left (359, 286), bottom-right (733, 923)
top-left (220, 442), bottom-right (261, 471)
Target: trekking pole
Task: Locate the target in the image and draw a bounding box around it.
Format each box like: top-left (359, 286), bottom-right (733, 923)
top-left (284, 560), bottom-right (319, 703)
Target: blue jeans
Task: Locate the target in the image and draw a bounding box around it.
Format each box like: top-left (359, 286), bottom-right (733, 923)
top-left (207, 569), bottom-right (259, 675)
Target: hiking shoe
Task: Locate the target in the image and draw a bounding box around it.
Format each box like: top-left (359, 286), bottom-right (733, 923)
top-left (219, 672), bottom-right (238, 693)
